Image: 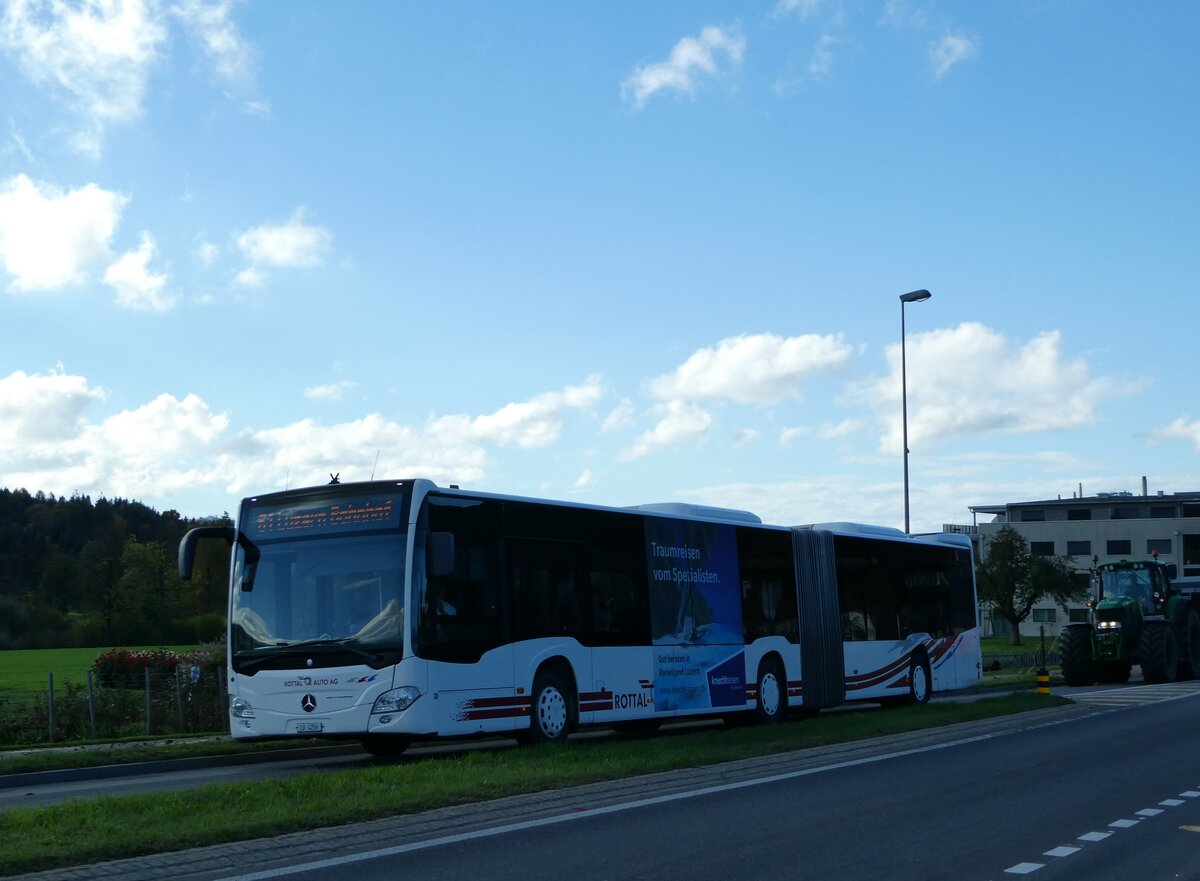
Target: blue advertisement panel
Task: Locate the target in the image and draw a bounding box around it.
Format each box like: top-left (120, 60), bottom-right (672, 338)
top-left (645, 518), bottom-right (746, 712)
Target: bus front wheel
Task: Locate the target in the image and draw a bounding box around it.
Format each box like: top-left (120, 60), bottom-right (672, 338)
top-left (528, 670), bottom-right (573, 744)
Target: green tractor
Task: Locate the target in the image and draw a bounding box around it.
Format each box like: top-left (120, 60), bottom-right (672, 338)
top-left (1060, 558), bottom-right (1200, 686)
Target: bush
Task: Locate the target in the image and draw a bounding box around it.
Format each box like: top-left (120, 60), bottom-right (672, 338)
top-left (92, 648), bottom-right (184, 690)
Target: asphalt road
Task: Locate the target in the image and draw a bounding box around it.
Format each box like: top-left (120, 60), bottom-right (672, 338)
top-left (247, 683), bottom-right (1200, 881)
top-left (8, 681), bottom-right (1200, 881)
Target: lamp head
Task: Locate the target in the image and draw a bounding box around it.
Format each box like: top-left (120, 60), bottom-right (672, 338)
top-left (900, 289), bottom-right (932, 303)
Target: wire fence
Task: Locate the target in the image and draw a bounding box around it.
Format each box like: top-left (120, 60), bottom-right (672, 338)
top-left (0, 664), bottom-right (227, 746)
top-left (983, 648), bottom-right (1061, 672)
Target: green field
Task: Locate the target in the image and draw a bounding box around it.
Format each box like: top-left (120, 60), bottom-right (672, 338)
top-left (0, 647), bottom-right (195, 696)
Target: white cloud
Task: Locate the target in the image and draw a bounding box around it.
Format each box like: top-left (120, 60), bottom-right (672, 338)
top-left (817, 419), bottom-right (862, 440)
top-left (0, 368), bottom-right (106, 447)
top-left (172, 0), bottom-right (267, 115)
top-left (466, 375), bottom-right (604, 449)
top-left (304, 381), bottom-right (357, 402)
top-left (236, 208), bottom-right (331, 269)
top-left (622, 400), bottom-right (713, 460)
top-left (1153, 418), bottom-right (1200, 451)
top-left (731, 428), bottom-right (760, 448)
top-left (233, 266), bottom-right (265, 287)
top-left (853, 322), bottom-right (1139, 455)
top-left (104, 231), bottom-right (173, 311)
top-left (809, 35), bottom-right (837, 80)
top-left (0, 369), bottom-right (606, 509)
top-left (778, 426), bottom-right (810, 447)
top-left (572, 469), bottom-right (596, 491)
top-left (622, 25), bottom-right (745, 109)
top-left (0, 174), bottom-right (126, 292)
top-left (775, 0), bottom-right (822, 19)
top-left (196, 240), bottom-right (219, 267)
top-left (0, 0), bottom-right (168, 156)
top-left (880, 0), bottom-right (929, 29)
top-left (650, 332), bottom-right (852, 404)
top-left (930, 32), bottom-right (978, 78)
top-left (602, 398), bottom-right (636, 433)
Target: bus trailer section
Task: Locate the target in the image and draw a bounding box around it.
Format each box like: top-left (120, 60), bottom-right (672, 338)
top-left (179, 478), bottom-right (982, 756)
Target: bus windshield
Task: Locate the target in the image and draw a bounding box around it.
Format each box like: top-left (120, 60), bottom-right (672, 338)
top-left (231, 534), bottom-right (406, 657)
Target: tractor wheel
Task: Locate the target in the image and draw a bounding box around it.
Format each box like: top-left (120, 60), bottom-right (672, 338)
top-left (1175, 609), bottom-right (1200, 680)
top-left (1140, 620), bottom-right (1180, 684)
top-left (1060, 624), bottom-right (1095, 687)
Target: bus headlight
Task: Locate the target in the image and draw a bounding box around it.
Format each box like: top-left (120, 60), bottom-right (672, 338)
top-left (373, 686), bottom-right (420, 714)
top-left (230, 696), bottom-right (256, 718)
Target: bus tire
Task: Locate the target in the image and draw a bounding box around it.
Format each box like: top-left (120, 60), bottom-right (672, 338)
top-left (359, 735), bottom-right (410, 758)
top-left (753, 657), bottom-right (786, 724)
top-left (908, 654), bottom-right (932, 705)
top-left (528, 669), bottom-right (573, 744)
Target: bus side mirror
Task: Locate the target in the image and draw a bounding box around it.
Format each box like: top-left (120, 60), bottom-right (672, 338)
top-left (427, 531), bottom-right (456, 578)
top-left (178, 525), bottom-right (235, 579)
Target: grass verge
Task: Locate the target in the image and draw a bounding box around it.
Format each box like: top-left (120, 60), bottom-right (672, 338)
top-left (0, 693), bottom-right (1068, 876)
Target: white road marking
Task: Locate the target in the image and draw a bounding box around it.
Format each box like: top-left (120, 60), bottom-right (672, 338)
top-left (1004, 863), bottom-right (1045, 874)
top-left (1078, 831), bottom-right (1111, 842)
top-left (1043, 846), bottom-right (1080, 857)
top-left (1160, 799), bottom-right (1186, 806)
top-left (1181, 791), bottom-right (1200, 798)
top-left (1137, 808), bottom-right (1164, 817)
top-left (1109, 818), bottom-right (1139, 828)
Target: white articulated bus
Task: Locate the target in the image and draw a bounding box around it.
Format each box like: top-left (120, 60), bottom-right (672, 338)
top-left (179, 478), bottom-right (981, 756)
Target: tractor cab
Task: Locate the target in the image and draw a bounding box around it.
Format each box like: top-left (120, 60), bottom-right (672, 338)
top-left (1096, 561), bottom-right (1167, 617)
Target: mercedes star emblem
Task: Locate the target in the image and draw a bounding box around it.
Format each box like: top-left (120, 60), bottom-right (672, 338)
top-left (301, 694), bottom-right (317, 713)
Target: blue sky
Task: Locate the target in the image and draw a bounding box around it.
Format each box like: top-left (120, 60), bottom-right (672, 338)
top-left (1, 0), bottom-right (1198, 532)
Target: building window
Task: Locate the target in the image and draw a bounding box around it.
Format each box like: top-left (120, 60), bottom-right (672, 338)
top-left (1067, 509), bottom-right (1091, 521)
top-left (1148, 538), bottom-right (1172, 556)
top-left (1150, 506), bottom-right (1175, 519)
top-left (1183, 504), bottom-right (1200, 518)
top-left (1032, 608), bottom-right (1057, 623)
top-left (1020, 509), bottom-right (1045, 522)
top-left (1110, 507), bottom-right (1140, 520)
top-left (1066, 540), bottom-right (1091, 556)
top-left (1107, 539), bottom-right (1132, 555)
top-left (1068, 608), bottom-right (1090, 623)
top-left (1030, 541), bottom-right (1055, 556)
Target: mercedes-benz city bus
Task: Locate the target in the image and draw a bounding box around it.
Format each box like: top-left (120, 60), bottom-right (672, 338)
top-left (179, 478), bottom-right (981, 756)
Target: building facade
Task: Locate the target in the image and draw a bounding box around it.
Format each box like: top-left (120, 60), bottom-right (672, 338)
top-left (966, 482), bottom-right (1200, 638)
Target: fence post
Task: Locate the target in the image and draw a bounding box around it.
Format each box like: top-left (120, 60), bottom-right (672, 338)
top-left (144, 666), bottom-right (152, 736)
top-left (175, 665), bottom-right (186, 733)
top-left (87, 671), bottom-right (98, 741)
top-left (47, 672), bottom-right (56, 744)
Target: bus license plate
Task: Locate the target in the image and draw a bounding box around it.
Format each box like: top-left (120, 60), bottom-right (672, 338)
top-left (296, 721), bottom-right (324, 733)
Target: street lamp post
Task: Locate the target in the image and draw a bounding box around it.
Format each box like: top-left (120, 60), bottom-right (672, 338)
top-left (900, 289), bottom-right (932, 534)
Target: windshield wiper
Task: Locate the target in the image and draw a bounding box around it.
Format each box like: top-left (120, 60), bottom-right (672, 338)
top-left (235, 638), bottom-right (389, 672)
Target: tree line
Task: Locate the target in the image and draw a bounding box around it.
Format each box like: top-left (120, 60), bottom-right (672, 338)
top-left (0, 488), bottom-right (230, 649)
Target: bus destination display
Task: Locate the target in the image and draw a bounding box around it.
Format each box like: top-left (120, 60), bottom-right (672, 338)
top-left (247, 496), bottom-right (401, 539)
